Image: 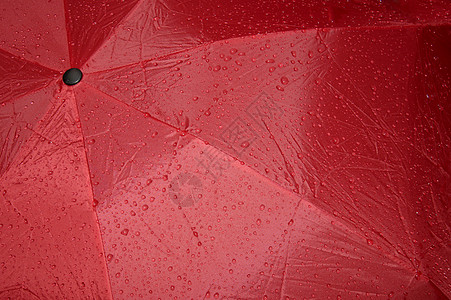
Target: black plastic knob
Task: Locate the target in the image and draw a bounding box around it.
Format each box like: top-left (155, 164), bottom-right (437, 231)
top-left (63, 68), bottom-right (83, 85)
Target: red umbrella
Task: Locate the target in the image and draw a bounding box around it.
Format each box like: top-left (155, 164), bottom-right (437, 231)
top-left (1, 0), bottom-right (450, 299)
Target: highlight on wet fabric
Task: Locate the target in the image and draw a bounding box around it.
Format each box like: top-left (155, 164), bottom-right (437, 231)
top-left (0, 0), bottom-right (450, 299)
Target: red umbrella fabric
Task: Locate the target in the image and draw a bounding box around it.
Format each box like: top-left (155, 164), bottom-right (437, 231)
top-left (1, 0), bottom-right (450, 299)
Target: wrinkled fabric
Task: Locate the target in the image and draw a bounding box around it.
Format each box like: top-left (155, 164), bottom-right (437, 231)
top-left (1, 0), bottom-right (450, 299)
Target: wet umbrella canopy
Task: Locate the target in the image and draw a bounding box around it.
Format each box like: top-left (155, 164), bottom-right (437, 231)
top-left (1, 0), bottom-right (450, 299)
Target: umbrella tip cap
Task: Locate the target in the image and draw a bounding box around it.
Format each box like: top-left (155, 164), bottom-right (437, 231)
top-left (63, 68), bottom-right (83, 85)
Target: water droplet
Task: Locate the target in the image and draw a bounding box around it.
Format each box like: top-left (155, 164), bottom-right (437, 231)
top-left (240, 141), bottom-right (250, 148)
top-left (280, 77), bottom-right (289, 85)
top-left (121, 229), bottom-right (129, 236)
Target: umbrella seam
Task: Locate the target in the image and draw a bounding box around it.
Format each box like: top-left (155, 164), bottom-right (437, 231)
top-left (79, 0), bottom-right (147, 70)
top-left (82, 23), bottom-right (450, 74)
top-left (72, 87), bottom-right (115, 300)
